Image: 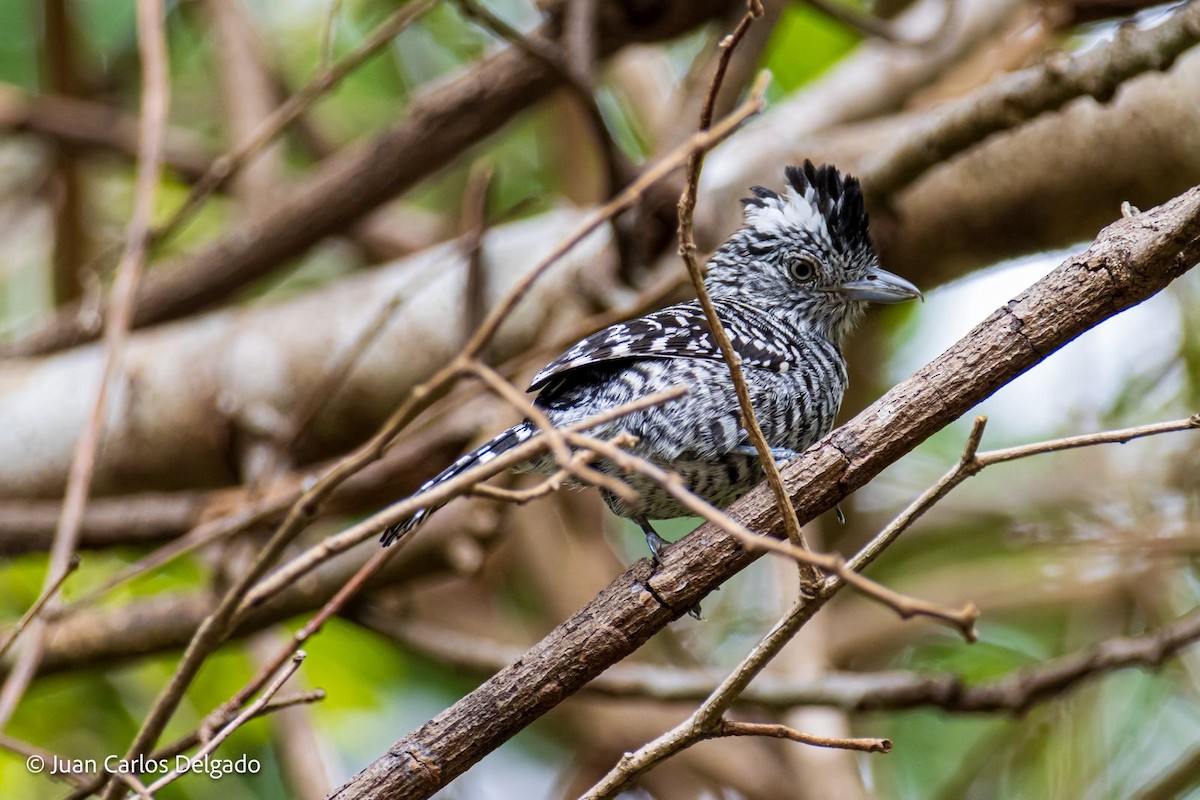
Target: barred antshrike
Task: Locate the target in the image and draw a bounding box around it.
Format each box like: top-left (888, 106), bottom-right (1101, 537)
top-left (382, 162), bottom-right (921, 558)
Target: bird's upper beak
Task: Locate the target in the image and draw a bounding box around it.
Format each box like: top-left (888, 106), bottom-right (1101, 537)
top-left (829, 267), bottom-right (923, 304)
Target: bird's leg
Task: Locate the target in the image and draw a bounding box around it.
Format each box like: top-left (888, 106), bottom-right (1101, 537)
top-left (731, 444), bottom-right (800, 465)
top-left (835, 503), bottom-right (846, 524)
top-left (635, 515), bottom-right (702, 620)
top-left (635, 515), bottom-right (669, 564)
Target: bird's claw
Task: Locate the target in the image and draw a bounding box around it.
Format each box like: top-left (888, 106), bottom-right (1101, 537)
top-left (732, 445), bottom-right (801, 465)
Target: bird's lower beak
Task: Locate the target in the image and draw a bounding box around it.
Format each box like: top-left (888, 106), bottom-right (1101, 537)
top-left (830, 267), bottom-right (923, 304)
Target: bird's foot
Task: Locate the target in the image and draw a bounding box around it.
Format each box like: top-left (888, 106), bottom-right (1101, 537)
top-left (635, 517), bottom-right (702, 619)
top-left (732, 445), bottom-right (801, 465)
top-left (636, 517), bottom-right (670, 565)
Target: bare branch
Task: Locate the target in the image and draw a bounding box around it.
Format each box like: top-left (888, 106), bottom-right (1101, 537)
top-left (713, 719), bottom-right (891, 753)
top-left (241, 387), bottom-right (688, 612)
top-left (0, 555), bottom-right (79, 661)
top-left (564, 429), bottom-right (978, 639)
top-left (0, 0), bottom-right (171, 729)
top-left (863, 0), bottom-right (1200, 198)
top-left (141, 653), bottom-right (305, 794)
top-left (675, 6), bottom-right (814, 568)
top-left (0, 732), bottom-right (89, 788)
top-left (0, 83), bottom-right (214, 180)
top-left (459, 165), bottom-right (494, 342)
top-left (61, 690), bottom-right (326, 800)
top-left (282, 291), bottom-right (406, 456)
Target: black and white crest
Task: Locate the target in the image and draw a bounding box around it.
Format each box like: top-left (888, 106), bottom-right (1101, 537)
top-left (741, 160), bottom-right (870, 256)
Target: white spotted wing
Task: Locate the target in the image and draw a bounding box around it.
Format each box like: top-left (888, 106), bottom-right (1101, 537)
top-left (527, 301), bottom-right (803, 392)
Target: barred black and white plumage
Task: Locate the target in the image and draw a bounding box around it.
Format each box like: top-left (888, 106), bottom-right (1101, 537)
top-left (381, 162), bottom-right (921, 554)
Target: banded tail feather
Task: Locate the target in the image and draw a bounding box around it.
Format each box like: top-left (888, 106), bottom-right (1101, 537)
top-left (380, 420), bottom-right (537, 546)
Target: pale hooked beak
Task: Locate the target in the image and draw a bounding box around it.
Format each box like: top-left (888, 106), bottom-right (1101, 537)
top-left (829, 267), bottom-right (923, 304)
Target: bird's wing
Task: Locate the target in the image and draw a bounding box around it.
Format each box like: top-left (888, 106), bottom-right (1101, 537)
top-left (527, 301), bottom-right (797, 392)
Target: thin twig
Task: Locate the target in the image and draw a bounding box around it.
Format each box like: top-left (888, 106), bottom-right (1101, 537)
top-left (713, 719), bottom-right (891, 753)
top-left (0, 555), bottom-right (80, 660)
top-left (0, 733), bottom-right (90, 788)
top-left (115, 772), bottom-right (154, 799)
top-left (844, 414), bottom-right (1200, 580)
top-left (468, 361), bottom-right (574, 467)
top-left (468, 458), bottom-right (589, 503)
top-left (564, 430), bottom-right (978, 638)
top-left (460, 165), bottom-right (494, 342)
top-left (55, 412), bottom-right (481, 612)
top-left (241, 387), bottom-right (688, 611)
top-left (455, 0), bottom-right (630, 195)
top-left (673, 3), bottom-right (813, 576)
top-left (468, 360), bottom-right (640, 508)
top-left (201, 546), bottom-right (398, 745)
top-left (319, 0), bottom-right (344, 71)
top-left (183, 507), bottom-right (458, 765)
top-left (142, 652), bottom-right (306, 794)
top-left (148, 0), bottom-right (441, 251)
top-left (0, 0), bottom-right (170, 731)
top-left (284, 291), bottom-right (407, 455)
top-left (60, 691), bottom-right (326, 800)
top-left (581, 591), bottom-right (825, 799)
top-left (976, 413), bottom-right (1200, 467)
top-left (58, 491), bottom-right (292, 614)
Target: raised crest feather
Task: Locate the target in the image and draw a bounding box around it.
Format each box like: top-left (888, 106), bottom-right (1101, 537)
top-left (740, 160), bottom-right (870, 255)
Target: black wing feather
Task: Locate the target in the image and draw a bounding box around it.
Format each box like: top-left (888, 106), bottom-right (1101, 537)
top-left (527, 301), bottom-right (803, 392)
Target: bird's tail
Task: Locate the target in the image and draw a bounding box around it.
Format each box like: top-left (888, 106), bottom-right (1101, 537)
top-left (380, 420), bottom-right (537, 546)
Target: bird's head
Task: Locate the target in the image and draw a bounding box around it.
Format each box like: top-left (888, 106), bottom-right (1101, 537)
top-left (705, 161), bottom-right (922, 345)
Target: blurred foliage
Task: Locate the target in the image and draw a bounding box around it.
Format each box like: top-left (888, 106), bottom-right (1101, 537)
top-left (763, 2), bottom-right (861, 96)
top-left (0, 3), bottom-right (37, 90)
top-left (2, 1), bottom-right (1200, 798)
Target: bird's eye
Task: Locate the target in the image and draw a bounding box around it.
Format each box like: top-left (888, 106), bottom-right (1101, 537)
top-left (789, 256), bottom-right (819, 282)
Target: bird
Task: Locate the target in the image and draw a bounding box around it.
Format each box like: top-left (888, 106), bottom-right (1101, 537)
top-left (380, 161), bottom-right (922, 559)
